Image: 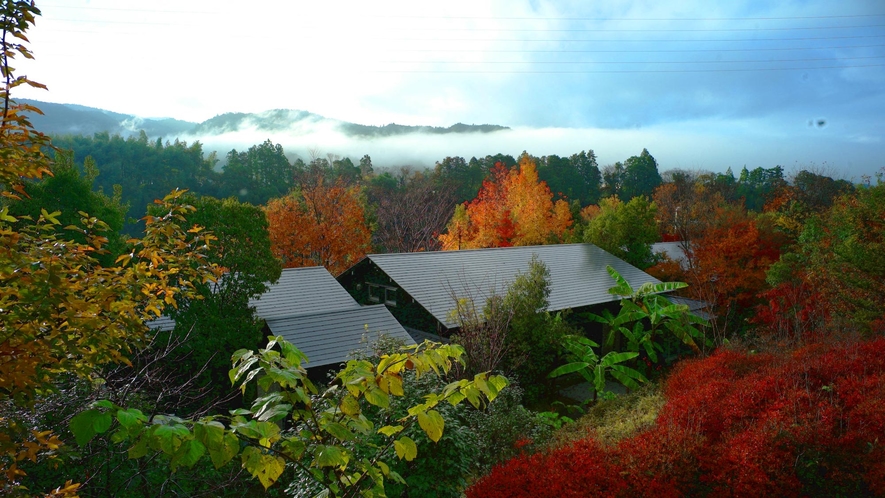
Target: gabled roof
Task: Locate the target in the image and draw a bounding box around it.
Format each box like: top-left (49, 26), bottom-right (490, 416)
top-left (249, 266), bottom-right (360, 320)
top-left (147, 266), bottom-right (359, 332)
top-left (266, 304), bottom-right (416, 368)
top-left (349, 243), bottom-right (661, 329)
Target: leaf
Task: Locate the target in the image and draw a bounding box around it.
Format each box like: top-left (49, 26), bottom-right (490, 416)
top-left (605, 265), bottom-right (634, 297)
top-left (69, 409), bottom-right (111, 447)
top-left (314, 445), bottom-right (349, 468)
top-left (363, 387), bottom-right (389, 409)
top-left (171, 439), bottom-right (206, 471)
top-left (116, 408), bottom-right (147, 429)
top-left (394, 436), bottom-right (418, 461)
top-left (377, 425), bottom-right (404, 437)
top-left (548, 362), bottom-right (591, 378)
top-left (417, 409), bottom-right (445, 442)
top-left (339, 395), bottom-right (360, 416)
top-left (241, 446), bottom-right (286, 489)
top-left (324, 422), bottom-right (356, 442)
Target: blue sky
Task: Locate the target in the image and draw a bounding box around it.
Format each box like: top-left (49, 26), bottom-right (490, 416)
top-left (17, 0), bottom-right (885, 178)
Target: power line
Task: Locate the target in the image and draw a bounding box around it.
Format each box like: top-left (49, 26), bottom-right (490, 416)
top-left (376, 56), bottom-right (885, 65)
top-left (387, 44), bottom-right (885, 53)
top-left (366, 63), bottom-right (885, 74)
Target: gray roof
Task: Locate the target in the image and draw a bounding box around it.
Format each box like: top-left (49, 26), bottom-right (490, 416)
top-left (148, 266), bottom-right (360, 331)
top-left (357, 243), bottom-right (661, 329)
top-left (266, 304), bottom-right (416, 368)
top-left (249, 266), bottom-right (359, 320)
top-left (652, 241), bottom-right (690, 266)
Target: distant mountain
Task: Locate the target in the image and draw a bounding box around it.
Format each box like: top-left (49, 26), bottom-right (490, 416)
top-left (20, 99), bottom-right (197, 138)
top-left (19, 100), bottom-right (509, 139)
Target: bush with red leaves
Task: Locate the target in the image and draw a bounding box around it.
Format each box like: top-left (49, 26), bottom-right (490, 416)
top-left (467, 338), bottom-right (885, 497)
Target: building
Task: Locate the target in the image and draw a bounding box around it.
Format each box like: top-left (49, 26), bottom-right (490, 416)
top-left (337, 243), bottom-right (663, 335)
top-left (149, 266), bottom-right (416, 370)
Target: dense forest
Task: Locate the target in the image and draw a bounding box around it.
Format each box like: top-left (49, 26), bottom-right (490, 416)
top-left (3, 3), bottom-right (884, 497)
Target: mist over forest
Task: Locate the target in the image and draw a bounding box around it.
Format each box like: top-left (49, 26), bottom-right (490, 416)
top-left (22, 98), bottom-right (870, 179)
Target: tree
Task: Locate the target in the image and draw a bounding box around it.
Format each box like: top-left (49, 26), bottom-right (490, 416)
top-left (439, 157), bottom-right (573, 250)
top-left (583, 195), bottom-right (659, 269)
top-left (372, 172), bottom-right (457, 253)
top-left (220, 139), bottom-right (296, 205)
top-left (151, 194), bottom-right (282, 404)
top-left (569, 150), bottom-right (602, 205)
top-left (265, 177), bottom-right (371, 275)
top-left (0, 7), bottom-right (220, 492)
top-left (71, 338), bottom-right (508, 497)
top-left (6, 151), bottom-right (128, 266)
top-left (621, 148), bottom-right (662, 201)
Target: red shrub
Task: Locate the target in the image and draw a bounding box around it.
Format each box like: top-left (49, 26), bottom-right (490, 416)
top-left (468, 338), bottom-right (885, 497)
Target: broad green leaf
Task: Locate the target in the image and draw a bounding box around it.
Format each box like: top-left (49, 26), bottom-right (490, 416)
top-left (548, 362), bottom-right (591, 378)
top-left (364, 387), bottom-right (389, 408)
top-left (600, 351), bottom-right (639, 366)
top-left (116, 408), bottom-right (146, 429)
top-left (417, 410), bottom-right (445, 442)
top-left (324, 422), bottom-right (356, 442)
top-left (280, 438), bottom-right (306, 460)
top-left (171, 439), bottom-right (206, 471)
top-left (394, 436), bottom-right (417, 461)
top-left (70, 409), bottom-right (110, 447)
top-left (128, 437), bottom-right (148, 459)
top-left (315, 445), bottom-right (349, 468)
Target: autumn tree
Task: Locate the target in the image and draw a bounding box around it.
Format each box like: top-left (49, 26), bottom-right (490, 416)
top-left (0, 7), bottom-right (220, 492)
top-left (265, 177), bottom-right (371, 275)
top-left (439, 157), bottom-right (573, 250)
top-left (682, 207), bottom-right (783, 338)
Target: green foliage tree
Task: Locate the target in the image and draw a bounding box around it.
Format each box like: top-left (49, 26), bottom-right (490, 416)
top-left (621, 148), bottom-right (662, 201)
top-left (583, 195), bottom-right (659, 269)
top-left (151, 193), bottom-right (282, 405)
top-left (220, 139), bottom-right (296, 205)
top-left (6, 151), bottom-right (128, 266)
top-left (70, 338), bottom-right (507, 497)
top-left (569, 150), bottom-right (602, 205)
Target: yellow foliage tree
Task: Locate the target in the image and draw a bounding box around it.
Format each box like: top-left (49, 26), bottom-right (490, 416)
top-left (440, 157), bottom-right (573, 250)
top-left (0, 4), bottom-right (220, 494)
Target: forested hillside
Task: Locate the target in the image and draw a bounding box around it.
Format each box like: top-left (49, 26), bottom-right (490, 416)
top-left (3, 3), bottom-right (884, 497)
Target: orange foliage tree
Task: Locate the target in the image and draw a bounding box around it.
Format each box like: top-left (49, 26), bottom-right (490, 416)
top-left (265, 178), bottom-right (371, 275)
top-left (439, 157), bottom-right (572, 250)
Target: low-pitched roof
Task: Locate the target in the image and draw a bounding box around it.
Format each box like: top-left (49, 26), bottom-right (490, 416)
top-left (148, 266), bottom-right (359, 331)
top-left (266, 304), bottom-right (416, 368)
top-left (350, 243), bottom-right (661, 329)
top-left (250, 266), bottom-right (360, 320)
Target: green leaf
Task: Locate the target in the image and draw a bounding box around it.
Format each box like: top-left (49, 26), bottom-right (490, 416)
top-left (171, 439), bottom-right (206, 471)
top-left (280, 438), bottom-right (306, 460)
top-left (70, 409), bottom-right (110, 447)
top-left (315, 445), bottom-right (349, 468)
top-left (599, 351), bottom-right (639, 366)
top-left (394, 436), bottom-right (418, 461)
top-left (548, 362), bottom-right (591, 378)
top-left (128, 437), bottom-right (148, 459)
top-left (363, 387), bottom-right (390, 409)
top-left (116, 408), bottom-right (147, 429)
top-left (324, 422), bottom-right (356, 442)
top-left (417, 410), bottom-right (445, 443)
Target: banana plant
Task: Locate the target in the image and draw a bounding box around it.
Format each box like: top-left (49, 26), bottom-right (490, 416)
top-left (588, 266), bottom-right (709, 368)
top-left (549, 335), bottom-right (646, 401)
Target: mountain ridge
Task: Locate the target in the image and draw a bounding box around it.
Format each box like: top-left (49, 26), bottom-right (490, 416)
top-left (19, 99), bottom-right (509, 139)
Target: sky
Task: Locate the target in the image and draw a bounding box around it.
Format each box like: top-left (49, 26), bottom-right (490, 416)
top-left (16, 0), bottom-right (885, 178)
